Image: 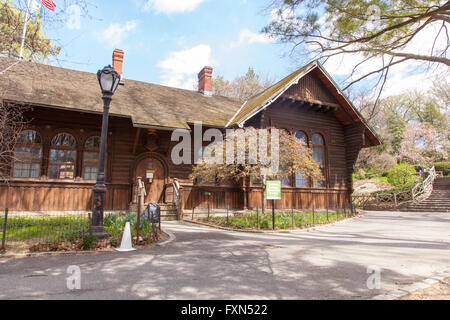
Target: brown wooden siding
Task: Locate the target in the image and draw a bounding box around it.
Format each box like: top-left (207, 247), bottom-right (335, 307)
top-left (0, 182), bottom-right (130, 211)
top-left (283, 70), bottom-right (339, 106)
top-left (262, 99), bottom-right (349, 190)
top-left (247, 188), bottom-right (349, 210)
top-left (181, 186), bottom-right (349, 211)
top-left (182, 186), bottom-right (244, 210)
top-left (2, 78), bottom-right (362, 213)
top-left (344, 124), bottom-right (365, 191)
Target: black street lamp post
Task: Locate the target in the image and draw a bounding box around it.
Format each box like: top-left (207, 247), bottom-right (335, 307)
top-left (89, 65), bottom-right (121, 238)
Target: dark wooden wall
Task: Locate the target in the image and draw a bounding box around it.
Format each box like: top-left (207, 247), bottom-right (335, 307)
top-left (1, 69), bottom-right (364, 213)
top-left (260, 98), bottom-right (349, 190)
top-left (0, 108), bottom-right (136, 211)
top-left (179, 186), bottom-right (350, 211)
top-left (0, 182), bottom-right (130, 211)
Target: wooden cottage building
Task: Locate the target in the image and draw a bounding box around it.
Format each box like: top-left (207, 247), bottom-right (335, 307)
top-left (0, 50), bottom-right (381, 218)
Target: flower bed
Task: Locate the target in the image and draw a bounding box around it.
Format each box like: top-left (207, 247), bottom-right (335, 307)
top-left (1, 213), bottom-right (161, 253)
top-left (196, 210), bottom-right (353, 231)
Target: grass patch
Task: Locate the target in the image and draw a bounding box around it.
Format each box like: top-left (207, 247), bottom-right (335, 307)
top-left (1, 213), bottom-right (155, 246)
top-left (0, 216), bottom-right (89, 244)
top-left (199, 211), bottom-right (352, 230)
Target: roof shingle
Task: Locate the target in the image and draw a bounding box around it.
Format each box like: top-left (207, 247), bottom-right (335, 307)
top-left (0, 57), bottom-right (241, 129)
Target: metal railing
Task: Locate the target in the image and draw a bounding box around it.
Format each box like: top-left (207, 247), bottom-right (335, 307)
top-left (1, 212), bottom-right (90, 252)
top-left (161, 179), bottom-right (183, 220)
top-left (412, 166), bottom-right (436, 203)
top-left (353, 166), bottom-right (437, 210)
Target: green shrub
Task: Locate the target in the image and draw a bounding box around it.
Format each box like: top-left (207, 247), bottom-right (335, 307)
top-left (353, 167), bottom-right (388, 181)
top-left (103, 213), bottom-right (153, 244)
top-left (372, 181), bottom-right (417, 195)
top-left (353, 168), bottom-right (366, 181)
top-left (387, 163), bottom-right (418, 187)
top-left (434, 161), bottom-right (450, 176)
top-left (375, 176), bottom-right (389, 183)
top-left (82, 234), bottom-right (95, 251)
top-left (260, 220), bottom-right (270, 230)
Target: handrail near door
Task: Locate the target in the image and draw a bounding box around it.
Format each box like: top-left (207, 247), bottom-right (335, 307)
top-left (160, 179), bottom-right (183, 220)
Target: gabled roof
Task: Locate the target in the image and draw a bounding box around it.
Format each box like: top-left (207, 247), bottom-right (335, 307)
top-left (227, 61), bottom-right (382, 147)
top-left (0, 57), bottom-right (381, 146)
top-left (0, 57), bottom-right (241, 130)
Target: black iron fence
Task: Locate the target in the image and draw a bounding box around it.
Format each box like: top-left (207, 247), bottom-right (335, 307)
top-left (0, 212), bottom-right (90, 252)
top-left (187, 206), bottom-right (358, 231)
top-left (0, 211), bottom-right (157, 252)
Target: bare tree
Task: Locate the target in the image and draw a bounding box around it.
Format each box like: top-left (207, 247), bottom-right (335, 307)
top-left (190, 128), bottom-right (323, 212)
top-left (264, 0), bottom-right (450, 110)
top-left (0, 100), bottom-right (28, 184)
top-left (430, 75), bottom-right (450, 116)
top-left (1, 0), bottom-right (95, 63)
top-left (213, 68), bottom-right (273, 101)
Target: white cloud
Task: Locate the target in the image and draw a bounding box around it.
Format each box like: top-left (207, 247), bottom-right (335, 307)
top-left (231, 29), bottom-right (274, 48)
top-left (157, 45), bottom-right (212, 90)
top-left (30, 0), bottom-right (41, 13)
top-left (269, 8), bottom-right (296, 28)
top-left (143, 0), bottom-right (207, 14)
top-left (100, 21), bottom-right (138, 48)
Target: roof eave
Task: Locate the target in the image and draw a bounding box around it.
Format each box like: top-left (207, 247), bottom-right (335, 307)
top-left (228, 61), bottom-right (319, 127)
top-left (315, 63), bottom-right (382, 147)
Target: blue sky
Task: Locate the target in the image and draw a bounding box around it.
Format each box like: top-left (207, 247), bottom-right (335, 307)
top-left (32, 0), bottom-right (301, 89)
top-left (13, 0), bottom-right (449, 97)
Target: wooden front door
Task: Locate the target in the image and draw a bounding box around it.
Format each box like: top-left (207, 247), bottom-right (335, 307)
top-left (135, 157), bottom-right (166, 203)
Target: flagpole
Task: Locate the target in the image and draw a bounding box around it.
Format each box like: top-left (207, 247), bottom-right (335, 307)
top-left (19, 0), bottom-right (32, 60)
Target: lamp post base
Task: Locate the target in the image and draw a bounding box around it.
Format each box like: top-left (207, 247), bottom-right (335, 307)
top-left (88, 226), bottom-right (109, 239)
top-left (91, 184), bottom-right (108, 239)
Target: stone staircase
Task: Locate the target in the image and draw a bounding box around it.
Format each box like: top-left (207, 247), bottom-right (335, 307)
top-left (400, 177), bottom-right (450, 213)
top-left (159, 203), bottom-right (179, 221)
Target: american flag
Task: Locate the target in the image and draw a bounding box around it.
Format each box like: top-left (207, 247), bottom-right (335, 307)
top-left (39, 0), bottom-right (56, 11)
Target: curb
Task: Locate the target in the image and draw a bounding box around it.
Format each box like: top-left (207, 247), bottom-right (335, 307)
top-left (372, 270), bottom-right (450, 300)
top-left (0, 230), bottom-right (175, 259)
top-left (157, 230), bottom-right (176, 246)
top-left (182, 213), bottom-right (363, 234)
top-left (0, 250), bottom-right (102, 259)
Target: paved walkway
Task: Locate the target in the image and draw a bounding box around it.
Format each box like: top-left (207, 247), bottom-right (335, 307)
top-left (0, 211), bottom-right (449, 300)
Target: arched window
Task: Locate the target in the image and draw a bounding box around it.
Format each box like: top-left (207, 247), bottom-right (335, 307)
top-left (49, 133), bottom-right (77, 180)
top-left (83, 136), bottom-right (100, 180)
top-left (312, 134), bottom-right (326, 187)
top-left (296, 132), bottom-right (307, 144)
top-left (277, 129), bottom-right (291, 186)
top-left (12, 130), bottom-right (42, 178)
top-left (295, 132), bottom-right (309, 187)
top-left (279, 167), bottom-right (291, 186)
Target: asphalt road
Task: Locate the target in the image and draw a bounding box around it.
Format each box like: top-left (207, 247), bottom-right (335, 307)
top-left (0, 211), bottom-right (449, 300)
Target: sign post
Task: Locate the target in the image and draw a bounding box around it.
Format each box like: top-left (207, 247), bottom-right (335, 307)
top-left (266, 181), bottom-right (281, 230)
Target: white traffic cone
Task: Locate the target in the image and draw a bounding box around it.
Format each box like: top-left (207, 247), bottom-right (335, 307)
top-left (115, 222), bottom-right (136, 252)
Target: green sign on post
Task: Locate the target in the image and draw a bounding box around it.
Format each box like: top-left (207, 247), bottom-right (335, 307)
top-left (266, 180), bottom-right (281, 200)
top-left (266, 180), bottom-right (281, 231)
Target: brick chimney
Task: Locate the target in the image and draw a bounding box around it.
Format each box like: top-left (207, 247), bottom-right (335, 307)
top-left (112, 49), bottom-right (124, 78)
top-left (198, 66), bottom-right (213, 96)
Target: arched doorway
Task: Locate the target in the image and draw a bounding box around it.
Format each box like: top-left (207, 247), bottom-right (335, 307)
top-left (134, 156), bottom-right (167, 204)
